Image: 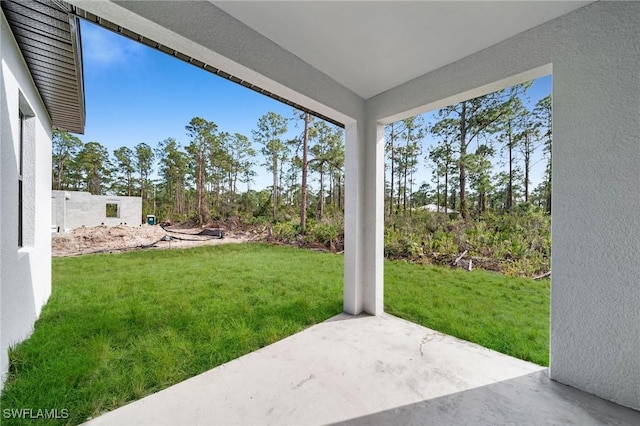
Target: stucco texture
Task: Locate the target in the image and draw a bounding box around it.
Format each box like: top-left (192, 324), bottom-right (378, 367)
top-left (1, 11), bottom-right (53, 389)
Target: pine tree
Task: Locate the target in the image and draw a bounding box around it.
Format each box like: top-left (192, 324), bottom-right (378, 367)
top-left (185, 117), bottom-right (217, 226)
top-left (252, 112), bottom-right (288, 220)
top-left (52, 130), bottom-right (82, 190)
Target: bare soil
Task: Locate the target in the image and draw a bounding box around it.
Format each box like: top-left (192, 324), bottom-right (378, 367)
top-left (52, 224), bottom-right (256, 257)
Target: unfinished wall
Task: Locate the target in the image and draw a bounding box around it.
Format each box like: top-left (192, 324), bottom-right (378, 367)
top-left (368, 1), bottom-right (640, 410)
top-left (52, 190), bottom-right (142, 231)
top-left (0, 11), bottom-right (53, 390)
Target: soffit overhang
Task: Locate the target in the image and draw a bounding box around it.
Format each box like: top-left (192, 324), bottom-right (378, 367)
top-left (2, 0), bottom-right (85, 133)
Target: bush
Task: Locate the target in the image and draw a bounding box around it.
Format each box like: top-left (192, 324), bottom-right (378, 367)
top-left (247, 206), bottom-right (550, 277)
top-left (384, 229), bottom-right (424, 260)
top-left (272, 222), bottom-right (298, 241)
top-left (383, 209), bottom-right (550, 277)
top-left (311, 222), bottom-right (339, 246)
top-left (432, 230), bottom-right (458, 257)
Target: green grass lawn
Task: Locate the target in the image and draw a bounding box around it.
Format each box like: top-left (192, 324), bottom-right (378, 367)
top-left (385, 260), bottom-right (550, 366)
top-left (1, 243), bottom-right (549, 425)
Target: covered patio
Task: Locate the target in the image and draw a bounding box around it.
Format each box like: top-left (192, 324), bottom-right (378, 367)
top-left (86, 314), bottom-right (639, 425)
top-left (66, 0), bottom-right (639, 422)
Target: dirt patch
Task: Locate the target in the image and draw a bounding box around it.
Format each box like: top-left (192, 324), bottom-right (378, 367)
top-left (52, 224), bottom-right (255, 257)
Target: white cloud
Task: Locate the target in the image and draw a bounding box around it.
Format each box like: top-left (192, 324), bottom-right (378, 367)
top-left (81, 21), bottom-right (145, 69)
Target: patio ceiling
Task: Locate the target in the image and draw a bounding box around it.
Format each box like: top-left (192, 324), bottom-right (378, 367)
top-left (1, 0), bottom-right (85, 133)
top-left (61, 1), bottom-right (594, 126)
top-left (213, 1), bottom-right (593, 99)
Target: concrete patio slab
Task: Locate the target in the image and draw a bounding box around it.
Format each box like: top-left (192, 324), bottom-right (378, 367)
top-left (85, 313), bottom-right (639, 425)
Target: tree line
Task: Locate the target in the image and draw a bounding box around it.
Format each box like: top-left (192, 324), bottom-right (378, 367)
top-left (386, 83), bottom-right (552, 219)
top-left (52, 111), bottom-right (345, 228)
top-left (53, 81), bottom-right (551, 230)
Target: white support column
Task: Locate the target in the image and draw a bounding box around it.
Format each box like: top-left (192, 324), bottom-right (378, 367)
top-left (343, 121), bottom-right (363, 315)
top-left (344, 117), bottom-right (385, 316)
top-left (362, 119), bottom-right (385, 315)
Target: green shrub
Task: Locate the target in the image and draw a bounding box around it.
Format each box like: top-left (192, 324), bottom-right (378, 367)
top-left (311, 222), bottom-right (339, 246)
top-left (250, 205), bottom-right (550, 276)
top-left (432, 230), bottom-right (458, 256)
top-left (382, 209), bottom-right (550, 276)
top-left (272, 222), bottom-right (298, 240)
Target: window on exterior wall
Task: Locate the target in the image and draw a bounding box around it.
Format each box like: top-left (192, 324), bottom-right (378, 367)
top-left (18, 110), bottom-right (24, 247)
top-left (17, 92), bottom-right (35, 248)
top-left (106, 203), bottom-right (119, 218)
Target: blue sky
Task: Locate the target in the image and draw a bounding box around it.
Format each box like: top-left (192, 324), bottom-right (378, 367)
top-left (80, 20), bottom-right (308, 190)
top-left (79, 20), bottom-right (551, 192)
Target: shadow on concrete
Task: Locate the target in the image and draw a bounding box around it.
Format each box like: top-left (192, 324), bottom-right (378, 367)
top-left (330, 370), bottom-right (640, 426)
top-left (323, 312), bottom-right (372, 323)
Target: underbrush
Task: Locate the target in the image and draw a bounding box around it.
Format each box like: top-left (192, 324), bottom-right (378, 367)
top-left (384, 209), bottom-right (550, 276)
top-left (269, 216), bottom-right (344, 252)
top-left (265, 208), bottom-right (550, 277)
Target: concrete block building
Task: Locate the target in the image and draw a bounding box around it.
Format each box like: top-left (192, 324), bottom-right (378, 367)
top-left (52, 190), bottom-right (142, 231)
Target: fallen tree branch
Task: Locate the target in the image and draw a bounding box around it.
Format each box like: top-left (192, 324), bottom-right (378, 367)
top-left (533, 271), bottom-right (551, 280)
top-left (453, 250), bottom-right (468, 266)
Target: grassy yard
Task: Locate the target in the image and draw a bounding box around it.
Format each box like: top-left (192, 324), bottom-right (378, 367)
top-left (385, 261), bottom-right (550, 366)
top-left (1, 243), bottom-right (549, 425)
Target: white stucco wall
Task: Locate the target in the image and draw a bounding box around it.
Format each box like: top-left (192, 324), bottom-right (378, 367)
top-left (52, 190), bottom-right (142, 231)
top-left (0, 12), bottom-right (53, 389)
top-left (368, 1), bottom-right (640, 410)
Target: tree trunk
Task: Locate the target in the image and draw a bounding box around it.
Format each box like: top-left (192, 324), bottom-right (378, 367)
top-left (508, 127), bottom-right (513, 212)
top-left (300, 113), bottom-right (310, 233)
top-left (197, 156), bottom-right (203, 224)
top-left (403, 125), bottom-right (410, 213)
top-left (272, 160), bottom-right (277, 219)
top-left (57, 160), bottom-right (64, 190)
top-left (436, 174), bottom-right (440, 212)
top-left (546, 174), bottom-right (552, 214)
top-left (524, 135), bottom-right (530, 202)
top-left (459, 102), bottom-right (469, 219)
top-left (396, 160), bottom-right (402, 214)
top-left (319, 168), bottom-right (325, 220)
top-left (278, 155), bottom-right (285, 208)
top-left (403, 163), bottom-right (408, 213)
top-left (140, 165), bottom-right (145, 200)
top-left (329, 173), bottom-right (334, 209)
top-left (444, 168), bottom-right (449, 214)
top-left (338, 175), bottom-right (343, 210)
top-left (451, 187), bottom-right (457, 211)
top-left (409, 165), bottom-right (415, 215)
top-left (389, 125), bottom-right (395, 216)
